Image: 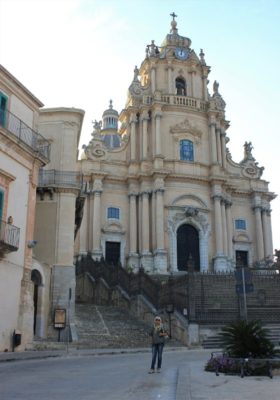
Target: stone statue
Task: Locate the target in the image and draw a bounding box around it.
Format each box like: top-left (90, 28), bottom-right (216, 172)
top-left (133, 66), bottom-right (139, 81)
top-left (244, 141), bottom-right (253, 159)
top-left (92, 120), bottom-right (102, 132)
top-left (274, 249), bottom-right (280, 264)
top-left (213, 80), bottom-right (219, 94)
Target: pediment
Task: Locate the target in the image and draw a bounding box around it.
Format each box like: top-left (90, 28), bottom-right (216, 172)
top-left (171, 194), bottom-right (208, 209)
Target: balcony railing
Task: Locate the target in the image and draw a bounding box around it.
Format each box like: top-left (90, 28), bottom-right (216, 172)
top-left (38, 169), bottom-right (83, 189)
top-left (0, 220), bottom-right (20, 253)
top-left (0, 108), bottom-right (50, 161)
top-left (142, 94), bottom-right (208, 111)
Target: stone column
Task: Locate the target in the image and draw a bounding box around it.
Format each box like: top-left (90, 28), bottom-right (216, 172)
top-left (221, 199), bottom-right (228, 256)
top-left (254, 205), bottom-right (264, 261)
top-left (167, 64), bottom-right (173, 93)
top-left (141, 111), bottom-right (149, 160)
top-left (141, 191), bottom-right (150, 252)
top-left (262, 208), bottom-right (273, 260)
top-left (209, 122), bottom-right (217, 164)
top-left (155, 188), bottom-right (165, 250)
top-left (92, 185), bottom-right (103, 259)
top-left (190, 69), bottom-right (195, 97)
top-left (129, 193), bottom-right (137, 254)
top-left (202, 74), bottom-right (208, 100)
top-left (213, 195), bottom-right (223, 256)
top-left (225, 201), bottom-right (233, 260)
top-left (141, 191), bottom-right (153, 271)
top-left (151, 67), bottom-right (156, 93)
top-left (220, 130), bottom-right (227, 168)
top-left (130, 114), bottom-right (137, 161)
top-left (155, 111), bottom-right (163, 156)
top-left (153, 181), bottom-right (167, 272)
top-left (216, 128), bottom-right (222, 165)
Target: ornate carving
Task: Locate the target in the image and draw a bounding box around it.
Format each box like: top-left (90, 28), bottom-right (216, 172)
top-left (185, 206), bottom-right (198, 217)
top-left (240, 142), bottom-right (264, 179)
top-left (168, 207), bottom-right (209, 235)
top-left (170, 118), bottom-right (202, 138)
top-left (83, 142), bottom-right (107, 160)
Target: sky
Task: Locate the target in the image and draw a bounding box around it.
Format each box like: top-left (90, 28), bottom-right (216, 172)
top-left (1, 0), bottom-right (280, 251)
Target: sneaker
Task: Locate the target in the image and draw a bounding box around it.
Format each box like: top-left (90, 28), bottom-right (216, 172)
top-left (148, 369), bottom-right (155, 374)
top-left (156, 368), bottom-right (161, 373)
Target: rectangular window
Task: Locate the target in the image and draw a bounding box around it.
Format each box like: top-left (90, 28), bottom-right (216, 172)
top-left (235, 219), bottom-right (246, 230)
top-left (0, 92), bottom-right (8, 127)
top-left (180, 139), bottom-right (194, 161)
top-left (107, 207), bottom-right (120, 219)
top-left (0, 190), bottom-right (3, 221)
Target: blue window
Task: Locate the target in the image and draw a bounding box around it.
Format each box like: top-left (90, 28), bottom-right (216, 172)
top-left (107, 207), bottom-right (120, 219)
top-left (235, 219), bottom-right (246, 230)
top-left (0, 92), bottom-right (8, 127)
top-left (0, 190), bottom-right (4, 221)
top-left (180, 140), bottom-right (193, 161)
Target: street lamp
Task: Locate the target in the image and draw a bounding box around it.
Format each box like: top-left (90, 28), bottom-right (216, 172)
top-left (166, 304), bottom-right (174, 339)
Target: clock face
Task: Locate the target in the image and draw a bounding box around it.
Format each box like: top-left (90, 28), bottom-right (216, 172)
top-left (175, 47), bottom-right (188, 60)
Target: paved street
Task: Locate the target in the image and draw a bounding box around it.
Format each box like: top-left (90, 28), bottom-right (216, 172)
top-left (0, 349), bottom-right (280, 400)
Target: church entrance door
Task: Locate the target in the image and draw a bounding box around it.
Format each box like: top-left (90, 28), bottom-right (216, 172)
top-left (105, 241), bottom-right (120, 265)
top-left (177, 224), bottom-right (200, 271)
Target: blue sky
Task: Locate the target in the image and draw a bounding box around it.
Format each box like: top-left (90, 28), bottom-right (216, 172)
top-left (1, 0), bottom-right (280, 251)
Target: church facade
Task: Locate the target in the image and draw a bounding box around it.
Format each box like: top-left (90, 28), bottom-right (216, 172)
top-left (76, 16), bottom-right (275, 274)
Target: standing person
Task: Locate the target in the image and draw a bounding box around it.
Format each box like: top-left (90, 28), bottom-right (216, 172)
top-left (149, 316), bottom-right (168, 373)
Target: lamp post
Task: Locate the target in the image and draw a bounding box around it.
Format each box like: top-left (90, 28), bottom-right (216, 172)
top-left (166, 304), bottom-right (174, 339)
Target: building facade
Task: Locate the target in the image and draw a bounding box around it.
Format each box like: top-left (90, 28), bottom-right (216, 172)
top-left (77, 16), bottom-right (275, 274)
top-left (0, 65), bottom-right (50, 351)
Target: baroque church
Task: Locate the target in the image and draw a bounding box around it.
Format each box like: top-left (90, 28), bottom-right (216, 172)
top-left (76, 15), bottom-right (275, 274)
top-left (0, 14), bottom-right (277, 351)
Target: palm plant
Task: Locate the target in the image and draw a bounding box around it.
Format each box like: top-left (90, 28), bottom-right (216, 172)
top-left (219, 320), bottom-right (275, 358)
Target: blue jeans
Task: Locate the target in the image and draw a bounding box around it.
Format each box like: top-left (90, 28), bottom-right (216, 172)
top-left (151, 343), bottom-right (164, 370)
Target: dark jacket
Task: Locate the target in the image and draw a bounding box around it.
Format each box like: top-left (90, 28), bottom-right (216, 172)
top-left (150, 325), bottom-right (167, 345)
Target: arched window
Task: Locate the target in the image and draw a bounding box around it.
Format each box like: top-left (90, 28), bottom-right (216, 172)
top-left (175, 77), bottom-right (186, 96)
top-left (180, 140), bottom-right (193, 161)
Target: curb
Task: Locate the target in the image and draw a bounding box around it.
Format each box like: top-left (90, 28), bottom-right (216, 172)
top-left (176, 365), bottom-right (192, 400)
top-left (0, 346), bottom-right (187, 363)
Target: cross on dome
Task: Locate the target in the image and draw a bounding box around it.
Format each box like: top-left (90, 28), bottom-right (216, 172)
top-left (170, 12), bottom-right (177, 20)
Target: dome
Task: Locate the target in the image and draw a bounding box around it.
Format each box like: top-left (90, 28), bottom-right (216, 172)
top-left (102, 99), bottom-right (119, 130)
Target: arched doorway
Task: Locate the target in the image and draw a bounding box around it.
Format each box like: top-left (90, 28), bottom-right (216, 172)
top-left (177, 224), bottom-right (200, 271)
top-left (31, 269), bottom-right (42, 335)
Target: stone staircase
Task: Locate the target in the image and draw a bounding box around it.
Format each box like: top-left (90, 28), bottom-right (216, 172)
top-left (202, 323), bottom-right (280, 350)
top-left (30, 303), bottom-right (182, 351)
top-left (74, 303), bottom-right (152, 348)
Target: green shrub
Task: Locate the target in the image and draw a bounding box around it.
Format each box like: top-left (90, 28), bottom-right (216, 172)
top-left (219, 320), bottom-right (275, 358)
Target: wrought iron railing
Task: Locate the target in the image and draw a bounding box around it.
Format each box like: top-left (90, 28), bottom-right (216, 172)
top-left (0, 108), bottom-right (50, 160)
top-left (0, 220), bottom-right (20, 251)
top-left (38, 169), bottom-right (83, 189)
top-left (76, 256), bottom-right (280, 324)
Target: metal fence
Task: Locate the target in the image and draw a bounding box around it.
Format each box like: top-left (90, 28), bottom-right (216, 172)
top-left (0, 109), bottom-right (50, 160)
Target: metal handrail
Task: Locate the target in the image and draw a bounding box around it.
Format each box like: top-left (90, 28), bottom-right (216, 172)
top-left (38, 169), bottom-right (83, 189)
top-left (0, 219), bottom-right (20, 249)
top-left (0, 108), bottom-right (50, 161)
